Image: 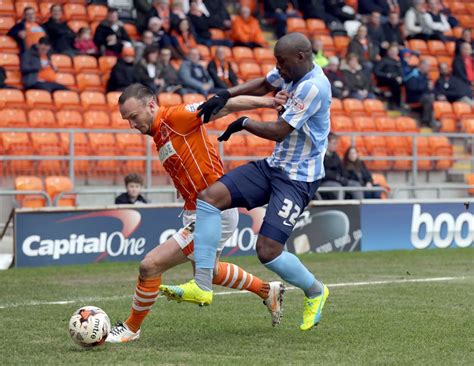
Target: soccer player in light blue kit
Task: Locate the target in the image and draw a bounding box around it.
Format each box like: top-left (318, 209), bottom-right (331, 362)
top-left (160, 33), bottom-right (331, 331)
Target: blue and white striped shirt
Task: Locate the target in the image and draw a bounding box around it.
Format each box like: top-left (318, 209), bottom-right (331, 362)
top-left (265, 64), bottom-right (331, 182)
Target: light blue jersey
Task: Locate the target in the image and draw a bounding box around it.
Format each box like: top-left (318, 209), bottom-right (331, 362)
top-left (265, 64), bottom-right (331, 182)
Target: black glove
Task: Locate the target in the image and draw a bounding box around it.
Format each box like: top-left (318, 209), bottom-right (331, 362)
top-left (197, 90), bottom-right (231, 123)
top-left (218, 117), bottom-right (248, 142)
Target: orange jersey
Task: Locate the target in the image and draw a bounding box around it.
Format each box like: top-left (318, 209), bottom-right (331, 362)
top-left (151, 103), bottom-right (224, 210)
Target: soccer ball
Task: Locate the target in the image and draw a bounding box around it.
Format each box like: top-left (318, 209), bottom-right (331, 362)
top-left (68, 306), bottom-right (111, 348)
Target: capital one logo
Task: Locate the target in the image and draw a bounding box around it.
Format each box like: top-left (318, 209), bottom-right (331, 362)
top-left (410, 204), bottom-right (473, 249)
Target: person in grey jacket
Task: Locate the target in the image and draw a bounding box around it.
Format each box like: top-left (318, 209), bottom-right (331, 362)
top-left (20, 37), bottom-right (67, 92)
top-left (178, 48), bottom-right (224, 96)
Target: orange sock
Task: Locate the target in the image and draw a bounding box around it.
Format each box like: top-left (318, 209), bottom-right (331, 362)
top-left (213, 262), bottom-right (270, 299)
top-left (125, 276), bottom-right (161, 333)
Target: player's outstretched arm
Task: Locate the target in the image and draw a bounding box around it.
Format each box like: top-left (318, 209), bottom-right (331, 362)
top-left (218, 116), bottom-right (294, 143)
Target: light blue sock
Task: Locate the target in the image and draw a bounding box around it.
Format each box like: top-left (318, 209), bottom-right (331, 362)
top-left (193, 199), bottom-right (222, 291)
top-left (264, 251), bottom-right (323, 298)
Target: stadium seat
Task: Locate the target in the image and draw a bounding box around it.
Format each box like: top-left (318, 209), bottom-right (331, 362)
top-left (0, 35), bottom-right (18, 54)
top-left (287, 18), bottom-right (308, 35)
top-left (439, 118), bottom-right (457, 132)
top-left (55, 73), bottom-right (76, 89)
top-left (197, 44), bottom-right (211, 61)
top-left (51, 54), bottom-right (74, 73)
top-left (0, 16), bottom-right (15, 33)
top-left (366, 148), bottom-right (392, 171)
top-left (45, 176), bottom-right (76, 206)
top-left (306, 19), bottom-right (328, 35)
top-left (458, 15), bottom-right (474, 28)
top-left (433, 101), bottom-right (456, 120)
top-left (396, 116), bottom-right (419, 132)
top-left (460, 118), bottom-right (474, 133)
top-left (5, 70), bottom-right (22, 88)
top-left (429, 136), bottom-right (453, 170)
top-left (0, 108), bottom-right (28, 127)
top-left (315, 35), bottom-right (335, 53)
top-left (0, 89), bottom-right (25, 108)
top-left (182, 93), bottom-right (205, 104)
top-left (25, 90), bottom-right (55, 110)
top-left (123, 23), bottom-right (139, 40)
top-left (76, 73), bottom-right (103, 92)
top-left (28, 109), bottom-right (56, 128)
top-left (260, 63), bottom-right (275, 76)
top-left (371, 173), bottom-right (390, 198)
top-left (239, 62), bottom-right (262, 80)
top-left (334, 36), bottom-right (350, 55)
top-left (67, 20), bottom-right (89, 33)
top-left (209, 28), bottom-right (225, 40)
top-left (159, 93), bottom-right (182, 106)
top-left (56, 110), bottom-right (84, 128)
top-left (336, 135), bottom-right (351, 156)
top-left (232, 46), bottom-right (255, 63)
top-left (54, 90), bottom-right (81, 110)
top-left (353, 116), bottom-right (376, 131)
top-left (14, 176), bottom-right (46, 208)
top-left (223, 134), bottom-right (248, 156)
top-left (453, 101), bottom-right (474, 119)
top-left (2, 132), bottom-right (34, 175)
top-left (374, 117), bottom-right (397, 131)
top-left (117, 133), bottom-right (146, 173)
top-left (99, 56), bottom-right (117, 74)
top-left (428, 40), bottom-right (448, 56)
top-left (0, 53), bottom-right (19, 71)
top-left (106, 91), bottom-right (121, 111)
top-left (87, 4), bottom-right (107, 22)
top-left (31, 132), bottom-right (64, 175)
top-left (213, 113), bottom-right (237, 131)
top-left (408, 39), bottom-right (428, 55)
top-left (38, 2), bottom-right (54, 20)
top-left (63, 3), bottom-right (87, 20)
top-left (83, 110), bottom-right (111, 128)
top-left (80, 91), bottom-right (107, 110)
top-left (59, 132), bottom-right (90, 175)
top-left (111, 111), bottom-right (129, 129)
top-left (386, 136), bottom-right (412, 170)
top-left (467, 173), bottom-right (474, 195)
top-left (253, 48), bottom-right (275, 64)
top-left (330, 98), bottom-right (344, 115)
top-left (331, 115), bottom-right (353, 132)
top-left (73, 55), bottom-right (99, 74)
top-left (15, 2), bottom-right (38, 19)
top-left (363, 99), bottom-right (386, 117)
top-left (0, 1), bottom-right (15, 17)
top-left (343, 98), bottom-right (365, 116)
top-left (412, 136), bottom-right (432, 171)
top-left (89, 133), bottom-right (119, 175)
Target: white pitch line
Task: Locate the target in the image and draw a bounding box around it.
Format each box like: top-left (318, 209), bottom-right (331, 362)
top-left (0, 276), bottom-right (467, 310)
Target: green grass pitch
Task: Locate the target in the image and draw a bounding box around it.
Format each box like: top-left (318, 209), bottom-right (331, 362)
top-left (0, 249), bottom-right (473, 365)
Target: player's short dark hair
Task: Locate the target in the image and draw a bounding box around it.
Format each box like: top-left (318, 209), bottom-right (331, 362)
top-left (328, 132), bottom-right (338, 141)
top-left (124, 173), bottom-right (144, 186)
top-left (118, 83), bottom-right (156, 105)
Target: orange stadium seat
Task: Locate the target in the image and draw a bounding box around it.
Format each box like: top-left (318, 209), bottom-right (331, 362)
top-left (182, 93), bottom-right (205, 104)
top-left (59, 132), bottom-right (90, 175)
top-left (63, 3), bottom-right (87, 21)
top-left (315, 35), bottom-right (335, 53)
top-left (239, 62), bottom-right (262, 80)
top-left (343, 98), bottom-right (365, 116)
top-left (439, 118), bottom-right (457, 132)
top-left (51, 54), bottom-right (74, 73)
top-left (15, 2), bottom-right (38, 19)
top-left (363, 99), bottom-right (386, 117)
top-left (0, 35), bottom-right (18, 54)
top-left (111, 111), bottom-right (129, 129)
top-left (45, 176), bottom-right (76, 206)
top-left (433, 101), bottom-right (455, 119)
top-left (232, 46), bottom-right (255, 63)
top-left (437, 55), bottom-right (453, 68)
top-left (2, 132), bottom-right (34, 175)
top-left (260, 62), bottom-right (275, 76)
top-left (331, 115), bottom-right (353, 132)
top-left (67, 20), bottom-right (89, 33)
top-left (223, 134), bottom-right (248, 156)
top-left (386, 136), bottom-right (412, 171)
top-left (0, 89), bottom-right (25, 108)
top-left (336, 136), bottom-right (351, 156)
top-left (453, 101), bottom-right (474, 119)
top-left (106, 91), bottom-right (121, 111)
top-left (73, 55), bottom-right (99, 74)
top-left (458, 15), bottom-right (474, 28)
top-left (197, 45), bottom-right (211, 61)
top-left (83, 110), bottom-right (111, 129)
top-left (396, 116), bottom-right (419, 132)
top-left (408, 39), bottom-right (429, 55)
top-left (31, 132), bottom-right (64, 175)
top-left (353, 116), bottom-right (376, 131)
top-left (428, 40), bottom-right (448, 56)
top-left (375, 117), bottom-right (397, 131)
top-left (80, 91), bottom-right (107, 110)
top-left (460, 118), bottom-right (474, 133)
top-left (76, 73), bottom-right (103, 92)
top-left (287, 18), bottom-right (308, 35)
top-left (54, 90), bottom-right (81, 110)
top-left (330, 98), bottom-right (344, 115)
top-left (39, 3), bottom-right (54, 20)
top-left (213, 113), bottom-right (237, 131)
top-left (159, 93), bottom-right (182, 106)
top-left (446, 41), bottom-right (455, 56)
top-left (429, 136), bottom-right (453, 170)
top-left (306, 19), bottom-right (328, 35)
top-left (117, 133), bottom-right (146, 173)
top-left (0, 16), bottom-right (15, 33)
top-left (0, 1), bottom-right (15, 17)
top-left (366, 148), bottom-right (392, 171)
top-left (253, 48), bottom-right (275, 64)
top-left (0, 108), bottom-right (28, 127)
top-left (14, 176), bottom-right (46, 208)
top-left (0, 53), bottom-right (19, 71)
top-left (467, 173), bottom-right (474, 195)
top-left (124, 23), bottom-right (139, 40)
top-left (89, 133), bottom-right (119, 175)
top-left (209, 28), bottom-right (225, 40)
top-left (466, 3), bottom-right (474, 15)
top-left (87, 4), bottom-right (107, 22)
top-left (372, 173), bottom-right (390, 198)
top-left (56, 110), bottom-right (83, 128)
top-left (28, 109), bottom-right (56, 128)
top-left (99, 56), bottom-right (117, 74)
top-left (55, 73), bottom-right (76, 89)
top-left (334, 36), bottom-right (350, 54)
top-left (25, 90), bottom-right (55, 110)
top-left (411, 136), bottom-right (432, 171)
top-left (5, 70), bottom-right (22, 88)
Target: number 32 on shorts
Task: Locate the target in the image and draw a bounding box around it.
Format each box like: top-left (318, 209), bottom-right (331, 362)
top-left (278, 198), bottom-right (301, 227)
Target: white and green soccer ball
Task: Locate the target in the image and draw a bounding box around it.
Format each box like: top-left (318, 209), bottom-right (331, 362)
top-left (68, 306), bottom-right (111, 348)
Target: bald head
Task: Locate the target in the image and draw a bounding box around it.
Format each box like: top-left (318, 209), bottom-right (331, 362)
top-left (275, 33), bottom-right (312, 59)
top-left (274, 33), bottom-right (313, 82)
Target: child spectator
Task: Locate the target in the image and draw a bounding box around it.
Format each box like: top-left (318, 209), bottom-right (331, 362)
top-left (115, 174), bottom-right (148, 205)
top-left (74, 28), bottom-right (98, 56)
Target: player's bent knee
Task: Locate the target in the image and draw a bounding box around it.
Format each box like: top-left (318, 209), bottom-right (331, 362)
top-left (256, 238), bottom-right (284, 264)
top-left (139, 255), bottom-right (160, 278)
top-left (197, 182), bottom-right (232, 210)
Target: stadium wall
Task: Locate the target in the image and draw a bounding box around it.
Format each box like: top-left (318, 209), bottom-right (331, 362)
top-left (11, 200), bottom-right (473, 268)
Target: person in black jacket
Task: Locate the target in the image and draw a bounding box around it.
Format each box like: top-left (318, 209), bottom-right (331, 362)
top-left (207, 46), bottom-right (238, 89)
top-left (341, 53), bottom-right (375, 100)
top-left (374, 44), bottom-right (403, 108)
top-left (320, 133), bottom-right (363, 200)
top-left (134, 45), bottom-right (164, 93)
top-left (263, 0), bottom-right (300, 39)
top-left (452, 42), bottom-right (474, 88)
top-left (93, 7), bottom-right (131, 57)
top-left (343, 147), bottom-right (381, 199)
top-left (106, 47), bottom-right (137, 92)
top-left (204, 0), bottom-right (232, 30)
top-left (324, 56), bottom-right (349, 99)
top-left (382, 12), bottom-right (405, 46)
top-left (7, 7), bottom-right (46, 53)
top-left (324, 0), bottom-right (356, 23)
top-left (455, 29), bottom-right (474, 56)
top-left (42, 4), bottom-right (76, 56)
top-left (348, 25), bottom-right (379, 74)
top-left (188, 0), bottom-right (232, 47)
top-left (435, 62), bottom-right (473, 104)
top-left (367, 12), bottom-right (388, 56)
top-left (115, 174), bottom-right (148, 205)
top-left (133, 0), bottom-right (154, 33)
top-left (358, 0), bottom-right (390, 16)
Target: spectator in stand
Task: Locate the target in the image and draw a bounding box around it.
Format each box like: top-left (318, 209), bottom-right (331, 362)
top-left (324, 0), bottom-right (356, 23)
top-left (20, 37), bottom-right (67, 92)
top-left (156, 47), bottom-right (187, 94)
top-left (320, 133), bottom-right (363, 200)
top-left (404, 59), bottom-right (437, 128)
top-left (152, 0), bottom-right (171, 33)
top-left (74, 27), bottom-right (99, 56)
top-left (7, 7), bottom-right (46, 53)
top-left (383, 12), bottom-right (405, 46)
top-left (170, 0), bottom-right (188, 31)
top-left (263, 0), bottom-right (300, 39)
top-left (312, 39), bottom-right (329, 69)
top-left (435, 63), bottom-right (473, 105)
top-left (439, 0), bottom-right (459, 28)
top-left (343, 147), bottom-right (381, 199)
top-left (297, 0), bottom-right (348, 35)
top-left (231, 6), bottom-right (267, 49)
top-left (134, 46), bottom-right (164, 93)
top-left (115, 174), bottom-right (148, 205)
top-left (134, 30), bottom-right (155, 63)
top-left (188, 0), bottom-right (233, 47)
top-left (341, 53), bottom-right (375, 100)
top-left (42, 4), bottom-right (76, 56)
top-left (348, 25), bottom-right (379, 74)
top-left (134, 0), bottom-right (154, 33)
top-left (452, 42), bottom-right (474, 89)
top-left (374, 44), bottom-right (403, 108)
top-left (207, 46), bottom-right (238, 89)
top-left (358, 0), bottom-right (390, 16)
top-left (324, 56), bottom-right (349, 99)
top-left (148, 17), bottom-right (177, 51)
top-left (179, 47), bottom-right (221, 96)
top-left (455, 29), bottom-right (474, 56)
top-left (423, 0), bottom-right (450, 41)
top-left (204, 0), bottom-right (232, 30)
top-left (107, 46), bottom-right (137, 92)
top-left (367, 12), bottom-right (389, 56)
top-left (94, 7), bottom-right (131, 57)
top-left (173, 19), bottom-right (198, 57)
top-left (405, 0), bottom-right (430, 40)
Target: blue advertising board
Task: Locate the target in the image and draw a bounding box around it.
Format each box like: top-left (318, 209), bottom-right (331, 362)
top-left (14, 206), bottom-right (261, 268)
top-left (361, 202), bottom-right (473, 251)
